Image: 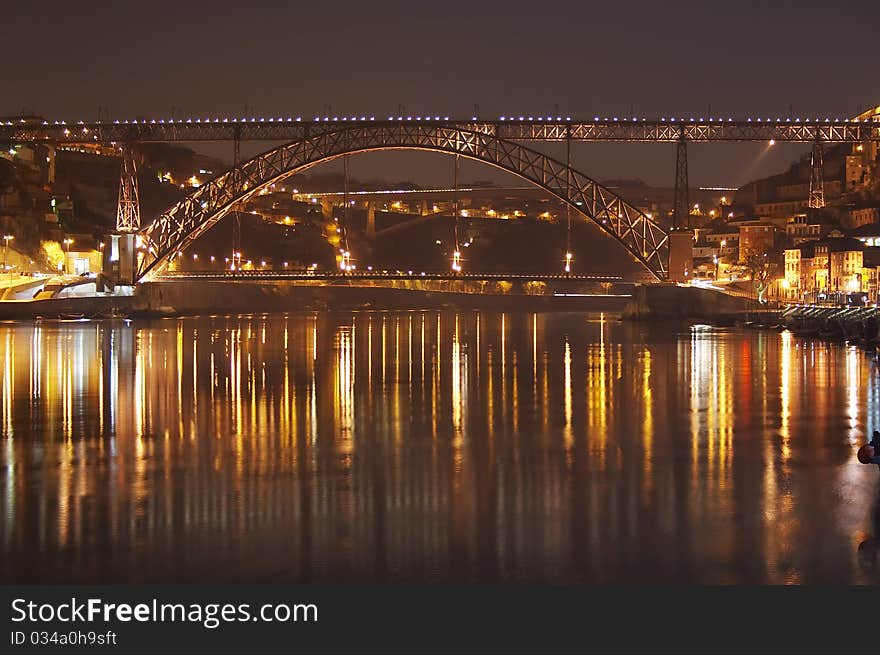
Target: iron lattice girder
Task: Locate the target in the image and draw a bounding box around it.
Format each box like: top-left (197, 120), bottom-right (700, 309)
top-left (672, 140), bottom-right (689, 228)
top-left (137, 125), bottom-right (670, 281)
top-left (4, 118), bottom-right (879, 145)
top-left (116, 145), bottom-right (140, 232)
top-left (808, 142), bottom-right (826, 209)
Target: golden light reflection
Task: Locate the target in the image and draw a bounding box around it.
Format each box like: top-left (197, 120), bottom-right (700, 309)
top-left (3, 331), bottom-right (12, 439)
top-left (451, 313), bottom-right (467, 449)
top-left (641, 347), bottom-right (653, 495)
top-left (780, 330), bottom-right (791, 460)
top-left (563, 337), bottom-right (572, 454)
top-left (0, 314), bottom-right (876, 584)
top-left (586, 313), bottom-right (608, 464)
top-left (336, 321), bottom-right (354, 453)
top-left (845, 345), bottom-right (859, 444)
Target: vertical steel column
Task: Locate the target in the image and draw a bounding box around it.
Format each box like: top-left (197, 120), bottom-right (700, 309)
top-left (116, 145), bottom-right (140, 232)
top-left (565, 127), bottom-right (572, 273)
top-left (341, 155), bottom-right (351, 271)
top-left (452, 154), bottom-right (461, 272)
top-left (808, 141), bottom-right (825, 210)
top-left (672, 136), bottom-right (689, 229)
top-left (231, 131), bottom-right (241, 270)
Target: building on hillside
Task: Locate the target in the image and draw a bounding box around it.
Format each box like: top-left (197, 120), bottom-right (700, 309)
top-left (785, 213), bottom-right (825, 243)
top-left (830, 245), bottom-right (863, 293)
top-left (812, 237), bottom-right (864, 297)
top-left (845, 206), bottom-right (880, 230)
top-left (853, 104), bottom-right (880, 164)
top-left (783, 243), bottom-right (814, 301)
top-left (862, 247), bottom-right (880, 304)
top-left (774, 180), bottom-right (843, 203)
top-left (846, 155), bottom-right (866, 190)
top-left (738, 221), bottom-right (777, 262)
top-left (785, 237), bottom-right (866, 302)
top-left (753, 199), bottom-right (808, 219)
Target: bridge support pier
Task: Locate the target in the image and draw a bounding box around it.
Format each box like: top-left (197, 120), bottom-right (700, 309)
top-left (667, 230), bottom-right (694, 284)
top-left (117, 233), bottom-right (137, 286)
top-left (102, 232), bottom-right (137, 287)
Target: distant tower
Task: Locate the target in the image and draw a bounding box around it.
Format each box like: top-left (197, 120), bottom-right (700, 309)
top-left (808, 142), bottom-right (825, 209)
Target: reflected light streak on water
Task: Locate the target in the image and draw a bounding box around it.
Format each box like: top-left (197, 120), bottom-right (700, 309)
top-left (0, 313), bottom-right (878, 584)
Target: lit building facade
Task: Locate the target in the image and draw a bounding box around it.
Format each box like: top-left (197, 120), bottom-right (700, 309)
top-left (739, 221), bottom-right (777, 262)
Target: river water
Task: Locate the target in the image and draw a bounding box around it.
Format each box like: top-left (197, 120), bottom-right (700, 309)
top-left (1, 311), bottom-right (879, 584)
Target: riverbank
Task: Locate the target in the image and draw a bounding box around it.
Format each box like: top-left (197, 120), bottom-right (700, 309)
top-left (747, 304), bottom-right (880, 349)
top-left (0, 281), bottom-right (632, 319)
top-left (622, 283), bottom-right (760, 323)
top-left (134, 281), bottom-right (632, 315)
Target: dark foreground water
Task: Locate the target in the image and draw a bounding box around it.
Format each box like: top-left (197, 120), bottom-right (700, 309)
top-left (1, 311), bottom-right (879, 584)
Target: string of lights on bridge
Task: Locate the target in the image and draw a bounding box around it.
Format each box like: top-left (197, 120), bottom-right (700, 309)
top-left (3, 115), bottom-right (878, 127)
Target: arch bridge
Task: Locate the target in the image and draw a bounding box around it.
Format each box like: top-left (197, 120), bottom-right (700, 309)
top-left (135, 124), bottom-right (670, 281)
top-left (8, 110), bottom-right (877, 283)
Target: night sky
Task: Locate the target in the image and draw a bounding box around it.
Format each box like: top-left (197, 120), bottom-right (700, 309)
top-left (4, 0), bottom-right (879, 187)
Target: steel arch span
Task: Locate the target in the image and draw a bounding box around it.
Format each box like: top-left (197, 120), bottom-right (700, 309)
top-left (136, 125), bottom-right (670, 281)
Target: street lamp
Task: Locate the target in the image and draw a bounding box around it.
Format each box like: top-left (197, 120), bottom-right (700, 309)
top-left (63, 238), bottom-right (73, 274)
top-left (3, 234), bottom-right (14, 271)
top-left (452, 250), bottom-right (462, 273)
top-left (565, 251), bottom-right (573, 273)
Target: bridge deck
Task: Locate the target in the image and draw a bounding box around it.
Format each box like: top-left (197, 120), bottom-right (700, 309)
top-left (3, 117), bottom-right (878, 144)
top-left (152, 270), bottom-right (626, 282)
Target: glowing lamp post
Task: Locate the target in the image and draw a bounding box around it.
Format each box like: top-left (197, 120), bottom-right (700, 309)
top-left (2, 235), bottom-right (13, 271)
top-left (565, 251), bottom-right (573, 273)
top-left (452, 250), bottom-right (462, 273)
top-left (341, 251), bottom-right (352, 272)
top-left (63, 238), bottom-right (73, 274)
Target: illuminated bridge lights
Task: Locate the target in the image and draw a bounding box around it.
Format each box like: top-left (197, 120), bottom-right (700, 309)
top-left (4, 114), bottom-right (878, 145)
top-left (154, 270), bottom-right (625, 282)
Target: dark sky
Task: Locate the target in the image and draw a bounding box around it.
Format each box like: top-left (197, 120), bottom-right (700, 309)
top-left (3, 0), bottom-right (879, 187)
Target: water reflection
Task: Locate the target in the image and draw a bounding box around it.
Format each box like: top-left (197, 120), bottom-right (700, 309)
top-left (0, 313), bottom-right (878, 583)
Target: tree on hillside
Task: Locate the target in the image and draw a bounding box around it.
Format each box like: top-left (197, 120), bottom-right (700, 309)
top-left (746, 253), bottom-right (778, 303)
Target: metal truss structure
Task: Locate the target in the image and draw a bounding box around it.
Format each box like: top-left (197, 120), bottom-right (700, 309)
top-left (672, 139), bottom-right (689, 228)
top-left (136, 125), bottom-right (670, 281)
top-left (3, 116), bottom-right (878, 145)
top-left (115, 145), bottom-right (140, 232)
top-left (808, 142), bottom-right (826, 209)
